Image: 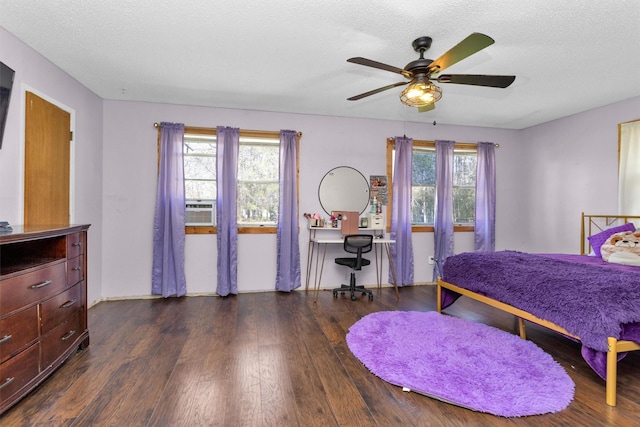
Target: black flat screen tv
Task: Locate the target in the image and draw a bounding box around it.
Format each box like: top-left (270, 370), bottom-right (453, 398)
top-left (0, 61), bottom-right (16, 150)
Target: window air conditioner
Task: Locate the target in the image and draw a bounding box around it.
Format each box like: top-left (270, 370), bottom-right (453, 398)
top-left (185, 199), bottom-right (215, 226)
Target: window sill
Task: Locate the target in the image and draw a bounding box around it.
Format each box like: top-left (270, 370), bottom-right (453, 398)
top-left (186, 225), bottom-right (473, 235)
top-left (411, 225), bottom-right (475, 232)
top-left (185, 226), bottom-right (278, 235)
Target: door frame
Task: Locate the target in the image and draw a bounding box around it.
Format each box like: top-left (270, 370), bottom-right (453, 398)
top-left (20, 84), bottom-right (76, 223)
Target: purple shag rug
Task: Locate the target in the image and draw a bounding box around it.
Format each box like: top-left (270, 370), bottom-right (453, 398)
top-left (346, 311), bottom-right (574, 417)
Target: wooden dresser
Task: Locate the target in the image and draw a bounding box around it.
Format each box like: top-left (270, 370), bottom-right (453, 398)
top-left (0, 224), bottom-right (90, 415)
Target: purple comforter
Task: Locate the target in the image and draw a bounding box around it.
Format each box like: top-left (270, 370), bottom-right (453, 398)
top-left (441, 251), bottom-right (640, 379)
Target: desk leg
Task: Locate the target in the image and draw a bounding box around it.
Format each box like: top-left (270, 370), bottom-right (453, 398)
top-left (305, 239), bottom-right (315, 291)
top-left (305, 229), bottom-right (317, 291)
top-left (384, 242), bottom-right (400, 300)
top-left (313, 243), bottom-right (328, 303)
top-left (374, 244), bottom-right (382, 290)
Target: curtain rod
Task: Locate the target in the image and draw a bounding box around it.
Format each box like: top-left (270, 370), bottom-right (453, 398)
top-left (387, 137), bottom-right (499, 148)
top-left (153, 122), bottom-right (302, 137)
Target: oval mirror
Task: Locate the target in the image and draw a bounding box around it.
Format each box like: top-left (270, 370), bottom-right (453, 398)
top-left (318, 166), bottom-right (370, 215)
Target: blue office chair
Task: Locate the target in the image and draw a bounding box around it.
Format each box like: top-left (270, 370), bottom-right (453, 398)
top-left (332, 234), bottom-right (374, 301)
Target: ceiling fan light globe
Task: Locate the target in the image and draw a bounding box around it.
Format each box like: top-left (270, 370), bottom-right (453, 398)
top-left (420, 92), bottom-right (434, 103)
top-left (406, 86), bottom-right (426, 98)
top-left (400, 81), bottom-right (442, 107)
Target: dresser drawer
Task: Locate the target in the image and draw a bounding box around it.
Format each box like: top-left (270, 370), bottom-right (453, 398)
top-left (41, 283), bottom-right (83, 334)
top-left (0, 306), bottom-right (39, 363)
top-left (0, 262), bottom-right (66, 314)
top-left (0, 343), bottom-right (40, 402)
top-left (41, 310), bottom-right (83, 370)
top-left (66, 255), bottom-right (84, 287)
top-left (66, 232), bottom-right (84, 259)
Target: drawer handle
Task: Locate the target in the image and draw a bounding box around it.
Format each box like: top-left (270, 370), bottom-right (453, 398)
top-left (61, 330), bottom-right (76, 341)
top-left (61, 299), bottom-right (78, 309)
top-left (72, 242), bottom-right (82, 247)
top-left (0, 334), bottom-right (12, 345)
top-left (0, 377), bottom-right (14, 391)
top-left (73, 266), bottom-right (82, 271)
top-left (31, 280), bottom-right (53, 289)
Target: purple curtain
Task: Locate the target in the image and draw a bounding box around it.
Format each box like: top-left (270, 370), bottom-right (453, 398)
top-left (216, 126), bottom-right (239, 296)
top-left (275, 130), bottom-right (301, 292)
top-left (152, 122), bottom-right (187, 297)
top-left (433, 140), bottom-right (455, 279)
top-left (474, 142), bottom-right (496, 251)
top-left (389, 136), bottom-right (414, 286)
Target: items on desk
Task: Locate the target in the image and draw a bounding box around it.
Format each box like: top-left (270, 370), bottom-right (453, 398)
top-left (304, 212), bottom-right (325, 228)
top-left (369, 213), bottom-right (384, 230)
top-left (369, 196), bottom-right (383, 215)
top-left (0, 221), bottom-right (12, 233)
top-left (331, 212), bottom-right (341, 228)
top-left (303, 211), bottom-right (384, 232)
top-left (338, 211), bottom-right (359, 235)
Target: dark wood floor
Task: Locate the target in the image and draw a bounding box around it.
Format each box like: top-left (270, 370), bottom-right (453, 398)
top-left (2, 285), bottom-right (640, 426)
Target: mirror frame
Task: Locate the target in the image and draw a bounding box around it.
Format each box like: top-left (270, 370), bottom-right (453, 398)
top-left (318, 166), bottom-right (370, 215)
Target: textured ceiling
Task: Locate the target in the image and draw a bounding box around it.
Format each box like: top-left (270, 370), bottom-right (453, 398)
top-left (1, 1), bottom-right (639, 129)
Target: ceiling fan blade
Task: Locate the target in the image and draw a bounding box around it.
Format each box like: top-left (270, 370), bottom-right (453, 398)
top-left (347, 57), bottom-right (412, 78)
top-left (428, 33), bottom-right (495, 73)
top-left (347, 81), bottom-right (409, 101)
top-left (417, 103), bottom-right (435, 113)
top-left (436, 74), bottom-right (516, 88)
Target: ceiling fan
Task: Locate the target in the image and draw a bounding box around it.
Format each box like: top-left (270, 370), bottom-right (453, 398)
top-left (346, 33), bottom-right (515, 112)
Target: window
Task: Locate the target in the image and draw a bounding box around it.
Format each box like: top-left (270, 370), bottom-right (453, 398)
top-left (178, 127), bottom-right (295, 234)
top-left (184, 131), bottom-right (216, 201)
top-left (451, 148), bottom-right (477, 225)
top-left (237, 136), bottom-right (279, 225)
top-left (618, 120), bottom-right (640, 214)
top-left (387, 139), bottom-right (477, 231)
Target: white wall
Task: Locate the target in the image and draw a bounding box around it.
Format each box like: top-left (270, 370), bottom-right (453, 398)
top-left (519, 96), bottom-right (640, 253)
top-left (0, 27), bottom-right (104, 306)
top-left (102, 101), bottom-right (521, 297)
top-left (3, 25), bottom-right (639, 301)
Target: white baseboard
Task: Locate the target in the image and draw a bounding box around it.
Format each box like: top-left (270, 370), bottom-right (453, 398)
top-left (88, 282), bottom-right (437, 308)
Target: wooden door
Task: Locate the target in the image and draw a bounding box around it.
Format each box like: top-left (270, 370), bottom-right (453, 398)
top-left (24, 92), bottom-right (71, 225)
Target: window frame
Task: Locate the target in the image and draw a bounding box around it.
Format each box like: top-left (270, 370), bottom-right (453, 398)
top-left (385, 138), bottom-right (477, 233)
top-left (157, 126), bottom-right (300, 235)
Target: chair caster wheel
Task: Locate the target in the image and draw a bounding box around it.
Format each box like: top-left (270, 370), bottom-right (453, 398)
top-left (333, 291), bottom-right (338, 298)
top-left (368, 294), bottom-right (374, 301)
top-left (351, 294), bottom-right (357, 301)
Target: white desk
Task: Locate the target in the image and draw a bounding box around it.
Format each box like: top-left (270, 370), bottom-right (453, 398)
top-left (305, 227), bottom-right (399, 302)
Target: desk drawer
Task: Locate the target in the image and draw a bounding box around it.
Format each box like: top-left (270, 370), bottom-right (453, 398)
top-left (0, 343), bottom-right (40, 402)
top-left (41, 283), bottom-right (83, 334)
top-left (0, 307), bottom-right (39, 363)
top-left (0, 262), bottom-right (66, 314)
top-left (369, 214), bottom-right (384, 230)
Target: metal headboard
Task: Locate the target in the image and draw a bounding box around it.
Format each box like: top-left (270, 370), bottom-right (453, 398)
top-left (581, 212), bottom-right (640, 255)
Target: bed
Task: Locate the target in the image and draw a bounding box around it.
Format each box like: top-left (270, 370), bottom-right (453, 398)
top-left (436, 213), bottom-right (640, 406)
